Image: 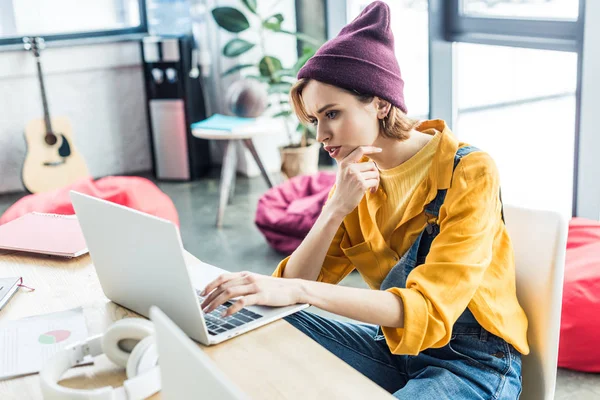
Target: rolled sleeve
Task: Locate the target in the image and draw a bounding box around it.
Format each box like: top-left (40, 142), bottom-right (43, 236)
top-left (272, 256), bottom-right (290, 278)
top-left (272, 256), bottom-right (329, 280)
top-left (382, 287), bottom-right (430, 355)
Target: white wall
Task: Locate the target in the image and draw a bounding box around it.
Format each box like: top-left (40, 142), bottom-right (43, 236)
top-left (0, 41), bottom-right (151, 194)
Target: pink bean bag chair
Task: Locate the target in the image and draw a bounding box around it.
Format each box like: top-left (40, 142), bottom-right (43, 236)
top-left (0, 176), bottom-right (179, 226)
top-left (255, 172), bottom-right (336, 255)
top-left (558, 217), bottom-right (600, 372)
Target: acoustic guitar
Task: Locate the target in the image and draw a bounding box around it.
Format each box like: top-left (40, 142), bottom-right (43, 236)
top-left (21, 36), bottom-right (89, 194)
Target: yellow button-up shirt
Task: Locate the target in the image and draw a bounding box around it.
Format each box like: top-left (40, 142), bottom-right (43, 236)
top-left (273, 119), bottom-right (529, 356)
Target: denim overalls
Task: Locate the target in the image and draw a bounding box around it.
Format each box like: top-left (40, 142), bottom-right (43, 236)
top-left (377, 146), bottom-right (491, 333)
top-left (285, 146), bottom-right (523, 399)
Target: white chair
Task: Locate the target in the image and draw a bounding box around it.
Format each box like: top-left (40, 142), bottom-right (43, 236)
top-left (504, 205), bottom-right (569, 400)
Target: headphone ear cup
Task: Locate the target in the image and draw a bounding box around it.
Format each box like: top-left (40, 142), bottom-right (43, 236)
top-left (102, 318), bottom-right (154, 368)
top-left (126, 336), bottom-right (158, 379)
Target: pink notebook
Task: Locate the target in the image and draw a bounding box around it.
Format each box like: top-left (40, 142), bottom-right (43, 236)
top-left (0, 212), bottom-right (88, 258)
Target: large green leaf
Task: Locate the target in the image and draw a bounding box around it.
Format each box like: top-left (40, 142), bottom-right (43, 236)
top-left (212, 7), bottom-right (250, 33)
top-left (241, 0), bottom-right (257, 15)
top-left (223, 38), bottom-right (255, 57)
top-left (259, 56), bottom-right (283, 79)
top-left (262, 13), bottom-right (284, 31)
top-left (221, 63), bottom-right (255, 77)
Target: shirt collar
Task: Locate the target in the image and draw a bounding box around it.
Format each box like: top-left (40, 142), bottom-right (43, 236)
top-left (417, 119), bottom-right (460, 193)
top-left (363, 119), bottom-right (460, 229)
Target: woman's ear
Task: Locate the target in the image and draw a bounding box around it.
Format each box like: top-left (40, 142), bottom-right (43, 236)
top-left (375, 97), bottom-right (392, 119)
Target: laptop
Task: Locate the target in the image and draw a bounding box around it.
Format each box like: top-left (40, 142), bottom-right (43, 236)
top-left (150, 306), bottom-right (249, 400)
top-left (70, 191), bottom-right (308, 345)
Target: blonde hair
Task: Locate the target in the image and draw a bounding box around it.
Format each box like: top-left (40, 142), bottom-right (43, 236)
top-left (290, 78), bottom-right (420, 141)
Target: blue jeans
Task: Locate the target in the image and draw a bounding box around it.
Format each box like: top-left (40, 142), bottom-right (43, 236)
top-left (285, 310), bottom-right (522, 399)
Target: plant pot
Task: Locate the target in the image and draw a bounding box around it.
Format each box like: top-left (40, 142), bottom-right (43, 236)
top-left (280, 141), bottom-right (321, 179)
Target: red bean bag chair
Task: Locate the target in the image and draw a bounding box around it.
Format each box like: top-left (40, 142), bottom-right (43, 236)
top-left (255, 172), bottom-right (336, 255)
top-left (0, 176), bottom-right (179, 226)
top-left (558, 217), bottom-right (600, 372)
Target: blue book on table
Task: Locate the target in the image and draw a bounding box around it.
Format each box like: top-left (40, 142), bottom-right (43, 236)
top-left (191, 114), bottom-right (256, 131)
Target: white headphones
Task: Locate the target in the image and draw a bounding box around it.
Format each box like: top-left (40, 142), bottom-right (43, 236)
top-left (40, 318), bottom-right (161, 400)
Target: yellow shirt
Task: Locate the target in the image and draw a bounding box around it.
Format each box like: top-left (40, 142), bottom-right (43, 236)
top-left (273, 120), bottom-right (529, 356)
top-left (377, 132), bottom-right (441, 241)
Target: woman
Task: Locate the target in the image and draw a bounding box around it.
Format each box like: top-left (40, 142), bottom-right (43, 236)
top-left (201, 2), bottom-right (527, 398)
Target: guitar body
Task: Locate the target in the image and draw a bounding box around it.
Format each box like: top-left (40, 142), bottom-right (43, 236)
top-left (22, 116), bottom-right (89, 193)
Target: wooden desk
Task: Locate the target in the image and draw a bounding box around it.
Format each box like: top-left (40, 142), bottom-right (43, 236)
top-left (0, 250), bottom-right (392, 400)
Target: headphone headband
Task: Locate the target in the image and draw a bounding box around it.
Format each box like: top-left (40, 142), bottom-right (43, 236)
top-left (39, 319), bottom-right (160, 400)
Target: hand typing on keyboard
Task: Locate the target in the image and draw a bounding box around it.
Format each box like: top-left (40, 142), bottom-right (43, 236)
top-left (196, 291), bottom-right (264, 335)
top-left (200, 271), bottom-right (304, 317)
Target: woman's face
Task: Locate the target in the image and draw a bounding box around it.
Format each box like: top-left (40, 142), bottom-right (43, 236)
top-left (301, 80), bottom-right (383, 161)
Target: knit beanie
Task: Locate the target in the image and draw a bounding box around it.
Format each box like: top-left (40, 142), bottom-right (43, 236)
top-left (297, 1), bottom-right (407, 113)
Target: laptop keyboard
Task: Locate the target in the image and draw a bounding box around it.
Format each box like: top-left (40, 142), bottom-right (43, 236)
top-left (196, 290), bottom-right (263, 336)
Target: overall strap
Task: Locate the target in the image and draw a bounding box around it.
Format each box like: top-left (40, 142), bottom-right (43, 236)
top-left (453, 146), bottom-right (481, 171)
top-left (424, 146), bottom-right (481, 218)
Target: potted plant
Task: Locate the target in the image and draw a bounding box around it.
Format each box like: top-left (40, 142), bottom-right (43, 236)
top-left (211, 1), bottom-right (323, 178)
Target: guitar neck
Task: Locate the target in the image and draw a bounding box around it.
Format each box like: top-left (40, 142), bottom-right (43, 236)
top-left (34, 56), bottom-right (53, 134)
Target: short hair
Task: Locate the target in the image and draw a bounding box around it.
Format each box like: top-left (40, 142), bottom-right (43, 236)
top-left (290, 78), bottom-right (420, 141)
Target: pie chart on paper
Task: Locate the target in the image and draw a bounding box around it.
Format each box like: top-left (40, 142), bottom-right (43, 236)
top-left (38, 330), bottom-right (71, 344)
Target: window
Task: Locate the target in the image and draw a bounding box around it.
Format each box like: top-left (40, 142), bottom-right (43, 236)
top-left (455, 44), bottom-right (577, 215)
top-left (0, 0), bottom-right (145, 44)
top-left (460, 0), bottom-right (579, 21)
top-left (447, 0), bottom-right (583, 52)
top-left (438, 0), bottom-right (586, 215)
top-left (346, 0), bottom-right (429, 118)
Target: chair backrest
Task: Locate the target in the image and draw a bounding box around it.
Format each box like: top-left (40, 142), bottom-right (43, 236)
top-left (504, 205), bottom-right (568, 400)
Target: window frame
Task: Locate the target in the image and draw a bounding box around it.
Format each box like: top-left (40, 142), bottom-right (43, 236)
top-left (445, 0), bottom-right (585, 52)
top-left (0, 0), bottom-right (148, 48)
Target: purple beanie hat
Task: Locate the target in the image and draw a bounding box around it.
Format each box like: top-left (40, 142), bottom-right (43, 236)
top-left (297, 1), bottom-right (406, 113)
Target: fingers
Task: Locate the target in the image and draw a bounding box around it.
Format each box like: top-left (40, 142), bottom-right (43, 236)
top-left (354, 161), bottom-right (377, 172)
top-left (365, 178), bottom-right (379, 194)
top-left (360, 170), bottom-right (379, 180)
top-left (201, 273), bottom-right (255, 308)
top-left (201, 277), bottom-right (244, 310)
top-left (201, 272), bottom-right (257, 313)
top-left (341, 146), bottom-right (382, 165)
top-left (223, 294), bottom-right (260, 317)
top-left (347, 163), bottom-right (380, 193)
top-left (201, 271), bottom-right (250, 297)
top-left (203, 284), bottom-right (257, 315)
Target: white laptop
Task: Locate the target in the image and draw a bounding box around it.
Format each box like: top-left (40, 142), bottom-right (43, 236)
top-left (150, 306), bottom-right (249, 400)
top-left (70, 191), bottom-right (308, 346)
